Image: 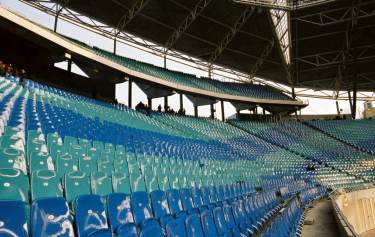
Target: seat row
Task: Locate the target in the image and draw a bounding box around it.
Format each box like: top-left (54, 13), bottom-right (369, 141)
top-left (1, 183), bottom-right (286, 237)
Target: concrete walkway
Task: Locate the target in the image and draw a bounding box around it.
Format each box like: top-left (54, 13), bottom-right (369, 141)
top-left (360, 229), bottom-right (375, 237)
top-left (301, 199), bottom-right (341, 237)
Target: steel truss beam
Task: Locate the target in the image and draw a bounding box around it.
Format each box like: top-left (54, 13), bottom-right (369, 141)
top-left (14, 0), bottom-right (375, 101)
top-left (112, 0), bottom-right (150, 36)
top-left (165, 0), bottom-right (212, 50)
top-left (233, 0), bottom-right (337, 11)
top-left (294, 1), bottom-right (375, 26)
top-left (208, 6), bottom-right (255, 65)
top-left (249, 39), bottom-right (275, 78)
top-left (296, 44), bottom-right (375, 67)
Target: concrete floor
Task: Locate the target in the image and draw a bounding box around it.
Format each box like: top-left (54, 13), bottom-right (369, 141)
top-left (301, 199), bottom-right (341, 237)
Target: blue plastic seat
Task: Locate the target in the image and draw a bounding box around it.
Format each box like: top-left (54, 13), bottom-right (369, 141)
top-left (166, 189), bottom-right (185, 217)
top-left (107, 193), bottom-right (137, 237)
top-left (180, 188), bottom-right (197, 214)
top-left (200, 210), bottom-right (219, 237)
top-left (191, 187), bottom-right (205, 211)
top-left (150, 190), bottom-right (174, 228)
top-left (185, 214), bottom-right (204, 237)
top-left (213, 207), bottom-right (232, 237)
top-left (31, 197), bottom-right (74, 237)
top-left (139, 222), bottom-right (164, 237)
top-left (166, 218), bottom-right (187, 237)
top-left (223, 205), bottom-right (241, 237)
top-left (131, 191), bottom-right (157, 228)
top-left (0, 200), bottom-right (28, 237)
top-left (74, 194), bottom-right (112, 237)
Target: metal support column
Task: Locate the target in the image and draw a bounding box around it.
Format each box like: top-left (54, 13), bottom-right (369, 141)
top-left (128, 79), bottom-right (132, 108)
top-left (164, 96), bottom-right (168, 111)
top-left (236, 110), bottom-right (240, 118)
top-left (221, 101), bottom-right (225, 121)
top-left (194, 106), bottom-right (198, 117)
top-left (67, 59), bottom-right (72, 73)
top-left (336, 101), bottom-right (340, 115)
top-left (179, 93), bottom-right (184, 111)
top-left (148, 97), bottom-right (152, 109)
top-left (113, 37), bottom-right (117, 54)
top-left (352, 76), bottom-right (357, 119)
top-left (262, 108), bottom-right (265, 115)
top-left (348, 90), bottom-right (353, 116)
top-left (292, 87), bottom-right (296, 99)
top-left (210, 103), bottom-right (215, 119)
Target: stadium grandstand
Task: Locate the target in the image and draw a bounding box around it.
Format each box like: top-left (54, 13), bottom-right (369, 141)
top-left (0, 0), bottom-right (374, 237)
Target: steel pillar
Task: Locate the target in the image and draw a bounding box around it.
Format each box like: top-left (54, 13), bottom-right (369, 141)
top-left (210, 103), bottom-right (215, 119)
top-left (194, 106), bottom-right (198, 117)
top-left (221, 101), bottom-right (225, 121)
top-left (180, 93), bottom-right (184, 111)
top-left (128, 79), bottom-right (132, 108)
top-left (164, 96), bottom-right (168, 110)
top-left (148, 97), bottom-right (152, 109)
top-left (352, 77), bottom-right (357, 119)
top-left (67, 59), bottom-right (72, 73)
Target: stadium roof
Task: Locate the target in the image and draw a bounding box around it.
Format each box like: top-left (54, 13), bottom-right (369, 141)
top-left (38, 0), bottom-right (375, 92)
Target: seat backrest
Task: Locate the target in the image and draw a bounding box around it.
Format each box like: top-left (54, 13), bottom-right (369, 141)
top-left (191, 187), bottom-right (204, 208)
top-left (180, 188), bottom-right (195, 212)
top-left (212, 207), bottom-right (228, 236)
top-left (200, 210), bottom-right (219, 237)
top-left (166, 189), bottom-right (184, 215)
top-left (131, 191), bottom-right (153, 226)
top-left (31, 197), bottom-right (74, 237)
top-left (200, 187), bottom-right (211, 206)
top-left (64, 170), bottom-right (90, 203)
top-left (91, 171), bottom-right (112, 196)
top-left (74, 194), bottom-right (110, 237)
top-left (112, 172), bottom-right (131, 194)
top-left (130, 173), bottom-right (146, 192)
top-left (107, 193), bottom-right (135, 232)
top-left (150, 190), bottom-right (170, 219)
top-left (223, 205), bottom-right (236, 229)
top-left (0, 168), bottom-right (29, 202)
top-left (185, 214), bottom-right (204, 237)
top-left (0, 200), bottom-right (28, 237)
top-left (139, 223), bottom-right (164, 237)
top-left (166, 219), bottom-right (187, 237)
top-left (31, 170), bottom-right (62, 200)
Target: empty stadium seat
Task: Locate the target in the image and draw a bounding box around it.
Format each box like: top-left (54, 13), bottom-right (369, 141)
top-left (74, 195), bottom-right (112, 237)
top-left (0, 200), bottom-right (28, 237)
top-left (64, 170), bottom-right (90, 203)
top-left (31, 170), bottom-right (63, 200)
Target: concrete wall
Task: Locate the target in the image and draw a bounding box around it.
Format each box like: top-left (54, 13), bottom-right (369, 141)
top-left (335, 188), bottom-right (375, 235)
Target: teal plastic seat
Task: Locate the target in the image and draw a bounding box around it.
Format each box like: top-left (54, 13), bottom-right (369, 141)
top-left (29, 151), bottom-right (54, 172)
top-left (0, 168), bottom-right (29, 202)
top-left (91, 171), bottom-right (113, 196)
top-left (56, 153), bottom-right (77, 177)
top-left (145, 174), bottom-right (159, 193)
top-left (70, 144), bottom-right (86, 158)
top-left (112, 172), bottom-right (131, 194)
top-left (98, 160), bottom-right (112, 174)
top-left (64, 136), bottom-right (78, 146)
top-left (113, 158), bottom-right (129, 175)
top-left (64, 171), bottom-right (90, 203)
top-left (79, 155), bottom-right (97, 173)
top-left (130, 173), bottom-right (146, 192)
top-left (0, 147), bottom-right (27, 174)
top-left (31, 170), bottom-right (63, 200)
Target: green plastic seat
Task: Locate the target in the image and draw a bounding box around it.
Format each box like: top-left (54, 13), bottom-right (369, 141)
top-left (29, 151), bottom-right (54, 172)
top-left (91, 171), bottom-right (112, 196)
top-left (31, 170), bottom-right (63, 200)
top-left (79, 155), bottom-right (97, 173)
top-left (64, 136), bottom-right (78, 146)
top-left (97, 160), bottom-right (112, 174)
top-left (158, 176), bottom-right (170, 191)
top-left (0, 168), bottom-right (29, 202)
top-left (64, 171), bottom-right (90, 203)
top-left (145, 174), bottom-right (159, 193)
top-left (112, 172), bottom-right (131, 194)
top-left (0, 147), bottom-right (27, 174)
top-left (113, 159), bottom-right (129, 175)
top-left (56, 153), bottom-right (77, 177)
top-left (130, 173), bottom-right (146, 192)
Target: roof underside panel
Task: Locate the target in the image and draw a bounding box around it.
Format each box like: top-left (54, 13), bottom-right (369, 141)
top-left (52, 0), bottom-right (375, 91)
top-left (60, 0), bottom-right (288, 84)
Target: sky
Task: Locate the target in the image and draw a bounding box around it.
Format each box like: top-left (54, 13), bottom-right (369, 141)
top-left (0, 0), bottom-right (372, 119)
